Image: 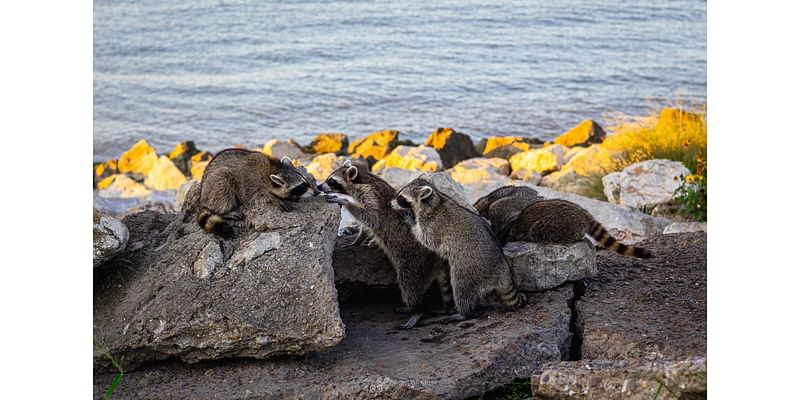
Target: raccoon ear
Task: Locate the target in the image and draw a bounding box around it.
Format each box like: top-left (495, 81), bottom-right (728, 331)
top-left (416, 186), bottom-right (433, 200)
top-left (343, 159), bottom-right (353, 168)
top-left (346, 166), bottom-right (359, 181)
top-left (270, 174), bottom-right (287, 187)
top-left (280, 156), bottom-right (294, 167)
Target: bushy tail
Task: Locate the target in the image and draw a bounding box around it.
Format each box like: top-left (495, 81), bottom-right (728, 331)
top-left (197, 207), bottom-right (234, 239)
top-left (588, 220), bottom-right (652, 258)
top-left (498, 283), bottom-right (528, 309)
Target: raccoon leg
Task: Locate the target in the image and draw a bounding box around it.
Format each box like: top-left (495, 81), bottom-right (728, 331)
top-left (435, 267), bottom-right (454, 310)
top-left (221, 210), bottom-right (244, 221)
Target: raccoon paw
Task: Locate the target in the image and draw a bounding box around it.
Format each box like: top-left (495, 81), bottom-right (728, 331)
top-left (398, 313), bottom-right (423, 330)
top-left (324, 194), bottom-right (349, 206)
top-left (278, 200), bottom-right (294, 212)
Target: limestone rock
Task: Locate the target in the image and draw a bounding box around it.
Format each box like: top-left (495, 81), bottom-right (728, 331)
top-left (348, 129), bottom-right (399, 164)
top-left (93, 193), bottom-right (345, 367)
top-left (144, 156), bottom-right (187, 191)
top-left (663, 222), bottom-right (707, 235)
top-left (93, 208), bottom-right (129, 268)
top-left (167, 141), bottom-right (200, 176)
top-left (477, 136), bottom-right (543, 156)
top-left (421, 171), bottom-right (477, 213)
top-left (371, 145), bottom-right (443, 173)
top-left (540, 145), bottom-right (619, 198)
top-left (505, 241), bottom-right (597, 291)
top-left (94, 159), bottom-right (118, 188)
top-left (332, 236), bottom-right (395, 289)
top-left (94, 189), bottom-right (178, 217)
top-left (175, 180), bottom-right (197, 209)
top-left (484, 144), bottom-right (526, 160)
top-left (378, 167), bottom-right (423, 189)
top-left (306, 133), bottom-right (349, 155)
top-left (95, 286), bottom-right (573, 400)
top-left (509, 168), bottom-right (542, 184)
top-left (531, 357), bottom-right (707, 400)
top-left (306, 153), bottom-right (346, 181)
top-left (118, 139), bottom-right (159, 175)
top-left (553, 119), bottom-right (606, 147)
top-left (97, 174), bottom-right (152, 198)
top-left (602, 159), bottom-right (690, 210)
top-left (449, 157), bottom-right (510, 185)
top-left (509, 144), bottom-right (568, 175)
top-left (424, 127), bottom-right (479, 169)
top-left (262, 139), bottom-right (306, 161)
top-left (191, 160), bottom-right (209, 181)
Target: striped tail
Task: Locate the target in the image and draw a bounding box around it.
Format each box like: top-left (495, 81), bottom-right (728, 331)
top-left (498, 284), bottom-right (528, 309)
top-left (588, 220), bottom-right (652, 259)
top-left (197, 207), bottom-right (234, 239)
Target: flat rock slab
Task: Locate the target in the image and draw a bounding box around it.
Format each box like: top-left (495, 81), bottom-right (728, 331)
top-left (93, 195), bottom-right (344, 368)
top-left (577, 232), bottom-right (707, 360)
top-left (531, 357), bottom-right (706, 399)
top-left (94, 286), bottom-right (573, 400)
top-left (333, 236), bottom-right (597, 292)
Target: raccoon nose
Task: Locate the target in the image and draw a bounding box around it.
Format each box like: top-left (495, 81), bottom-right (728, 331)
top-left (317, 183), bottom-right (328, 193)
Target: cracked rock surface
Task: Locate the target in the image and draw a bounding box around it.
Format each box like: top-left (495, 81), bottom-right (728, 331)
top-left (93, 189), bottom-right (344, 368)
top-left (94, 286), bottom-right (573, 400)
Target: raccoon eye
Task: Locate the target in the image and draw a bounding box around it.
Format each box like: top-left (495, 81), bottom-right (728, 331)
top-left (396, 196), bottom-right (411, 209)
top-left (327, 179), bottom-right (344, 192)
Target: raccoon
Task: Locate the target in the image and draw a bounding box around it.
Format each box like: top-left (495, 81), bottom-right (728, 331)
top-left (473, 185), bottom-right (543, 237)
top-left (499, 199), bottom-right (653, 258)
top-left (196, 148), bottom-right (315, 238)
top-left (393, 178), bottom-right (527, 323)
top-left (318, 162), bottom-right (452, 329)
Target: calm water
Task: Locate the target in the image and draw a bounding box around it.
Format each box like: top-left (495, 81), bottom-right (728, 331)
top-left (93, 0), bottom-right (706, 161)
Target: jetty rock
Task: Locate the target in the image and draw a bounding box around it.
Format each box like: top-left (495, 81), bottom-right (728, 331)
top-left (553, 119), bottom-right (607, 148)
top-left (424, 127), bottom-right (479, 169)
top-left (348, 129), bottom-right (399, 165)
top-left (602, 159), bottom-right (690, 210)
top-left (93, 208), bottom-right (129, 268)
top-left (305, 133), bottom-right (349, 155)
top-left (93, 186), bottom-right (344, 369)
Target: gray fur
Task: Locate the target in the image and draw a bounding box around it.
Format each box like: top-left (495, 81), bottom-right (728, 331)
top-left (318, 165), bottom-right (451, 328)
top-left (473, 186), bottom-right (543, 242)
top-left (197, 149), bottom-right (312, 236)
top-left (393, 178), bottom-right (527, 322)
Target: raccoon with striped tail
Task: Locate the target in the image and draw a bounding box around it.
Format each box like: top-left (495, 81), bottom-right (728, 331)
top-left (495, 198), bottom-right (653, 258)
top-left (392, 178), bottom-right (527, 324)
top-left (318, 161), bottom-right (452, 329)
top-left (196, 148), bottom-right (317, 238)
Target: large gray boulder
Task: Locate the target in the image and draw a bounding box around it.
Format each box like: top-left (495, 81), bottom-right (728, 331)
top-left (531, 357), bottom-right (707, 399)
top-left (94, 286), bottom-right (574, 400)
top-left (602, 159), bottom-right (690, 210)
top-left (93, 187), bottom-right (344, 368)
top-left (93, 208), bottom-right (129, 268)
top-left (505, 241), bottom-right (597, 292)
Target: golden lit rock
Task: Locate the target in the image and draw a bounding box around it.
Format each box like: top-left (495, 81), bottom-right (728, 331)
top-left (553, 119), bottom-right (606, 148)
top-left (305, 153), bottom-right (347, 181)
top-left (306, 133), bottom-right (349, 155)
top-left (348, 130), bottom-right (399, 163)
top-left (263, 139), bottom-right (306, 160)
top-left (424, 128), bottom-right (479, 169)
top-left (481, 136), bottom-right (530, 155)
top-left (191, 160), bottom-right (210, 181)
top-left (118, 139), bottom-right (159, 175)
top-left (98, 174), bottom-right (152, 198)
top-left (144, 156), bottom-right (188, 191)
top-left (449, 157), bottom-right (510, 185)
top-left (509, 144), bottom-right (568, 175)
top-left (168, 141), bottom-right (200, 176)
top-left (371, 145), bottom-right (442, 173)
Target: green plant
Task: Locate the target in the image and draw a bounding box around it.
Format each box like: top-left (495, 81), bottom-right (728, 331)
top-left (672, 153), bottom-right (707, 222)
top-left (94, 338), bottom-right (124, 400)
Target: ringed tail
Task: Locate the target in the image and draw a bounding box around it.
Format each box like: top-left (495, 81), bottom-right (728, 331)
top-left (588, 220), bottom-right (652, 258)
top-left (498, 284), bottom-right (527, 309)
top-left (197, 207), bottom-right (234, 238)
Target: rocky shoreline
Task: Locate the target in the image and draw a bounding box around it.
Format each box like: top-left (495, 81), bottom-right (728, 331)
top-left (93, 108), bottom-right (706, 399)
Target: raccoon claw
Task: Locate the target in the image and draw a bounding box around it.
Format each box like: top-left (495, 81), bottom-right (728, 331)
top-left (224, 211), bottom-right (245, 221)
top-left (324, 195), bottom-right (350, 206)
top-left (398, 313), bottom-right (423, 330)
top-left (278, 201), bottom-right (294, 212)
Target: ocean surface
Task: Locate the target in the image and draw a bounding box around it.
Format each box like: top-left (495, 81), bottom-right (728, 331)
top-left (93, 0), bottom-right (706, 161)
